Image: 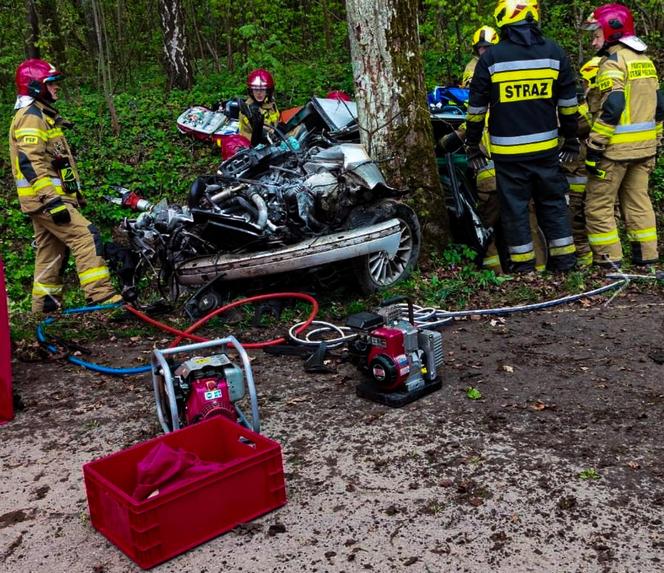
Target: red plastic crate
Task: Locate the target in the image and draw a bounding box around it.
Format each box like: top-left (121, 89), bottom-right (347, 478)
top-left (83, 416), bottom-right (286, 569)
top-left (0, 258), bottom-right (12, 425)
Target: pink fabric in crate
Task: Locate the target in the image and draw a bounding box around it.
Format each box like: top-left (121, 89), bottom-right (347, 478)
top-left (132, 442), bottom-right (228, 501)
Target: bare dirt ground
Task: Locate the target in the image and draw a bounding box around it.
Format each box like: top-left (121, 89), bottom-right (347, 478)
top-left (1, 290), bottom-right (664, 573)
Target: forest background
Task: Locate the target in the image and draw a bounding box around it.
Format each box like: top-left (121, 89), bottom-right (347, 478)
top-left (0, 0), bottom-right (663, 310)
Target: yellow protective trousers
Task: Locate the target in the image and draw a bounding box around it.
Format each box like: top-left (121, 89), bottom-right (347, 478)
top-left (477, 189), bottom-right (503, 272)
top-left (584, 156), bottom-right (658, 265)
top-left (477, 188), bottom-right (547, 273)
top-left (564, 173), bottom-right (593, 268)
top-left (30, 204), bottom-right (116, 312)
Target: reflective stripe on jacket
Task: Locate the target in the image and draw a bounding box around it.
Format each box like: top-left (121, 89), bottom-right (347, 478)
top-left (589, 44), bottom-right (661, 160)
top-left (8, 101), bottom-right (80, 214)
top-left (466, 29), bottom-right (578, 162)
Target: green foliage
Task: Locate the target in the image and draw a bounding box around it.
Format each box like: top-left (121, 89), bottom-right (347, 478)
top-left (466, 386), bottom-right (482, 400)
top-left (1, 0), bottom-right (663, 316)
top-left (578, 467), bottom-right (601, 480)
top-left (652, 155), bottom-right (664, 208)
top-left (380, 244), bottom-right (511, 309)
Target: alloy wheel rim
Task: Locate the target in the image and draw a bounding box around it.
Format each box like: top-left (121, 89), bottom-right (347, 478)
top-left (367, 219), bottom-right (413, 286)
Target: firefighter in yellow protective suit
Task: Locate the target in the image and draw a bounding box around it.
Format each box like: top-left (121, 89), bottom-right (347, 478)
top-left (561, 57), bottom-right (603, 268)
top-left (441, 24), bottom-right (547, 273)
top-left (466, 0), bottom-right (579, 274)
top-left (239, 69), bottom-right (281, 147)
top-left (583, 4), bottom-right (664, 266)
top-left (462, 26), bottom-right (500, 88)
top-left (9, 59), bottom-right (121, 313)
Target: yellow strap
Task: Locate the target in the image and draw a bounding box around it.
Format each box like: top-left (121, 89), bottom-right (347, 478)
top-left (14, 127), bottom-right (48, 141)
top-left (79, 266), bottom-right (111, 286)
top-left (32, 177), bottom-right (54, 192)
top-left (577, 252), bottom-right (594, 267)
top-left (491, 69), bottom-right (559, 83)
top-left (598, 70), bottom-right (625, 80)
top-left (47, 128), bottom-right (65, 138)
top-left (550, 244), bottom-right (576, 256)
top-left (588, 230), bottom-right (619, 245)
top-left (466, 113), bottom-right (486, 123)
top-left (510, 251), bottom-right (536, 262)
top-left (482, 255), bottom-right (501, 267)
top-left (610, 130), bottom-right (657, 144)
top-left (627, 227), bottom-right (657, 242)
top-left (590, 122), bottom-right (615, 137)
top-left (32, 282), bottom-right (64, 296)
top-left (490, 138), bottom-right (558, 155)
top-left (559, 105), bottom-right (579, 116)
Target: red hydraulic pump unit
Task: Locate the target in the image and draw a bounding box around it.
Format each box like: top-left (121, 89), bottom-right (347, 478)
top-left (0, 258), bottom-right (13, 424)
top-left (151, 337), bottom-right (260, 434)
top-left (346, 297), bottom-right (444, 407)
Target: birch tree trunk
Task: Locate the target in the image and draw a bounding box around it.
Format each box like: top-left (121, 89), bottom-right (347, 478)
top-left (158, 0), bottom-right (193, 89)
top-left (345, 0), bottom-right (449, 243)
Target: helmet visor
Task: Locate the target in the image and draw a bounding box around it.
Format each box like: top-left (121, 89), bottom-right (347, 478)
top-left (582, 14), bottom-right (600, 31)
top-left (44, 72), bottom-right (64, 84)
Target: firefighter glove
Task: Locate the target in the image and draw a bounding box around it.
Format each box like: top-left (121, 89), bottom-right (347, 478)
top-left (45, 198), bottom-right (71, 225)
top-left (466, 145), bottom-right (489, 171)
top-left (558, 138), bottom-right (580, 163)
top-left (585, 146), bottom-right (606, 179)
top-left (437, 131), bottom-right (464, 154)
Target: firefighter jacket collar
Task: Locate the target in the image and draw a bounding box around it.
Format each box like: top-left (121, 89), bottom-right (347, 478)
top-left (14, 95), bottom-right (34, 110)
top-left (502, 23), bottom-right (543, 47)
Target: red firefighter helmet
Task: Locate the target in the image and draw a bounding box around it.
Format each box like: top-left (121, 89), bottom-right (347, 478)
top-left (325, 90), bottom-right (351, 102)
top-left (247, 68), bottom-right (274, 102)
top-left (583, 4), bottom-right (635, 43)
top-left (247, 69), bottom-right (274, 89)
top-left (15, 59), bottom-right (63, 101)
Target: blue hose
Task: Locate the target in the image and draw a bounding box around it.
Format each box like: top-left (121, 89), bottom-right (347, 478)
top-left (36, 279), bottom-right (631, 376)
top-left (36, 303), bottom-right (151, 376)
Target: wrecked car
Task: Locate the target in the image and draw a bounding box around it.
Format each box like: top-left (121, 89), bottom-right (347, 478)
top-left (110, 97), bottom-right (421, 313)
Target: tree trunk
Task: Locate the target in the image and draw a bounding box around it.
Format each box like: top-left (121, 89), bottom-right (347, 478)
top-left (90, 0), bottom-right (120, 134)
top-left (71, 0), bottom-right (99, 61)
top-left (223, 11), bottom-right (234, 70)
top-left (345, 0), bottom-right (449, 244)
top-left (25, 0), bottom-right (40, 58)
top-left (322, 0), bottom-right (331, 52)
top-left (158, 0), bottom-right (193, 90)
top-left (37, 0), bottom-right (66, 66)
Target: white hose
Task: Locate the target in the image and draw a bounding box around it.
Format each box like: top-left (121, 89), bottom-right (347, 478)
top-left (288, 320), bottom-right (358, 347)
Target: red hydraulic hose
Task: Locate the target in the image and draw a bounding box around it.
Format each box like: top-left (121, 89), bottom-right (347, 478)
top-left (125, 305), bottom-right (207, 342)
top-left (125, 292), bottom-right (319, 349)
top-left (171, 292), bottom-right (319, 349)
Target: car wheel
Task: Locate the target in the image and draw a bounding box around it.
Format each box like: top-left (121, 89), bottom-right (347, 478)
top-left (354, 201), bottom-right (421, 294)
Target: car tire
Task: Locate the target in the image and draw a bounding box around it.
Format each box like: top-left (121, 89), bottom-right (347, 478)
top-left (354, 200), bottom-right (421, 294)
